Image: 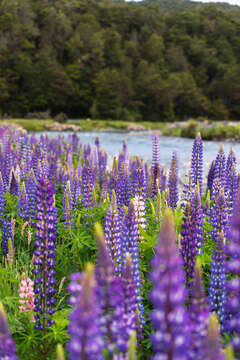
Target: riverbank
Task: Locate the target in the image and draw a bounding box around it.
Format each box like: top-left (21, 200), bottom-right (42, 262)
top-left (2, 119), bottom-right (240, 141)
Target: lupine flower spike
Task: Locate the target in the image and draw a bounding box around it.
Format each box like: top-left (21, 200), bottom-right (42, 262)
top-left (150, 211), bottom-right (190, 359)
top-left (0, 302), bottom-right (18, 360)
top-left (203, 314), bottom-right (225, 360)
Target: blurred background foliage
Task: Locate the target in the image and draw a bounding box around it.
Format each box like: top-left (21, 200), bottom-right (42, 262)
top-left (0, 0), bottom-right (240, 121)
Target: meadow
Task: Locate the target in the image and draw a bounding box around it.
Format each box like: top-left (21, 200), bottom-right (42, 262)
top-left (0, 126), bottom-right (239, 360)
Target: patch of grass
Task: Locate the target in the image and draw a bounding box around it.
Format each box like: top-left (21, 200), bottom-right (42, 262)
top-left (3, 119), bottom-right (54, 132)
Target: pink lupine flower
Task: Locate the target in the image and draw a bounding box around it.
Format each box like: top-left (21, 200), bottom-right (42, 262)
top-left (19, 274), bottom-right (34, 312)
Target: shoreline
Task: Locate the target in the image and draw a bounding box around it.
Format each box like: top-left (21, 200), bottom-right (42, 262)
top-left (2, 118), bottom-right (240, 142)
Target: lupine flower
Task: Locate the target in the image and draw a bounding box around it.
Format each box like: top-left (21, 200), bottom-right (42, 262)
top-left (25, 169), bottom-right (37, 223)
top-left (209, 232), bottom-right (227, 331)
top-left (168, 150), bottom-right (178, 209)
top-left (0, 302), bottom-right (18, 359)
top-left (214, 145), bottom-right (226, 189)
top-left (0, 171), bottom-right (5, 223)
top-left (67, 263), bottom-right (104, 360)
top-left (150, 211), bottom-right (190, 359)
top-left (104, 190), bottom-right (122, 273)
top-left (9, 169), bottom-right (19, 196)
top-left (63, 180), bottom-right (73, 229)
top-left (225, 190), bottom-right (240, 356)
top-left (211, 188), bottom-right (229, 242)
top-left (132, 157), bottom-right (147, 199)
top-left (189, 260), bottom-right (211, 360)
top-left (132, 195), bottom-right (146, 241)
top-left (82, 158), bottom-right (94, 208)
top-left (33, 177), bottom-right (57, 331)
top-left (19, 273), bottom-right (34, 312)
top-left (2, 219), bottom-right (12, 256)
top-left (151, 131), bottom-right (160, 198)
top-left (116, 162), bottom-right (131, 206)
top-left (95, 224), bottom-right (130, 355)
top-left (208, 160), bottom-right (216, 193)
top-left (191, 133), bottom-right (203, 194)
top-left (18, 182), bottom-right (29, 221)
top-left (191, 185), bottom-right (203, 253)
top-left (121, 200), bottom-right (144, 322)
top-left (181, 202), bottom-right (198, 287)
top-left (109, 156), bottom-right (118, 197)
top-left (203, 314), bottom-right (225, 360)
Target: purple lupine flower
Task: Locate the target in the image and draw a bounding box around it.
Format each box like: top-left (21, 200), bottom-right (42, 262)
top-left (181, 202), bottom-right (198, 287)
top-left (214, 145), bottom-right (226, 189)
top-left (132, 157), bottom-right (147, 199)
top-left (150, 212), bottom-right (190, 359)
top-left (100, 170), bottom-right (108, 201)
top-left (167, 150), bottom-right (178, 209)
top-left (109, 156), bottom-right (118, 198)
top-left (121, 200), bottom-right (144, 322)
top-left (2, 220), bottom-right (12, 256)
top-left (226, 163), bottom-right (238, 218)
top-left (225, 190), bottom-right (240, 356)
top-left (104, 190), bottom-right (122, 273)
top-left (189, 260), bottom-right (211, 360)
top-left (81, 159), bottom-right (94, 208)
top-left (151, 131), bottom-right (160, 198)
top-left (33, 177), bottom-right (57, 332)
top-left (209, 232), bottom-right (227, 331)
top-left (63, 180), bottom-right (73, 229)
top-left (116, 162), bottom-right (131, 206)
top-left (207, 161), bottom-right (215, 194)
top-left (18, 182), bottom-right (29, 221)
top-left (0, 302), bottom-right (18, 360)
top-left (122, 253), bottom-right (138, 338)
top-left (25, 169), bottom-right (37, 222)
top-left (67, 264), bottom-right (104, 360)
top-left (202, 315), bottom-right (225, 360)
top-left (95, 224), bottom-right (130, 356)
top-left (0, 171), bottom-right (5, 224)
top-left (211, 188), bottom-right (229, 242)
top-left (71, 172), bottom-right (81, 210)
top-left (9, 169), bottom-right (19, 196)
top-left (191, 133), bottom-right (203, 194)
top-left (191, 185), bottom-right (204, 253)
top-left (132, 195), bottom-right (146, 242)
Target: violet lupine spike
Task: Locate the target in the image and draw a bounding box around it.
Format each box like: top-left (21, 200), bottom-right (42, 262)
top-left (109, 156), bottom-right (118, 198)
top-left (209, 232), bottom-right (227, 331)
top-left (0, 302), bottom-right (18, 360)
top-left (100, 170), bottom-right (108, 201)
top-left (214, 145), bottom-right (226, 189)
top-left (191, 133), bottom-right (203, 194)
top-left (225, 190), bottom-right (240, 356)
top-left (150, 211), bottom-right (190, 359)
top-left (226, 164), bottom-right (238, 217)
top-left (181, 201), bottom-right (198, 287)
top-left (18, 182), bottom-right (29, 221)
top-left (151, 131), bottom-right (160, 198)
top-left (132, 157), bottom-right (147, 199)
top-left (190, 184), bottom-right (204, 253)
top-left (95, 224), bottom-right (130, 356)
top-left (81, 158), bottom-right (94, 208)
top-left (189, 260), bottom-right (211, 360)
top-left (2, 220), bottom-right (12, 256)
top-left (208, 161), bottom-right (216, 194)
top-left (33, 177), bottom-right (57, 331)
top-left (122, 253), bottom-right (138, 338)
top-left (0, 171), bottom-right (5, 224)
top-left (132, 195), bottom-right (146, 242)
top-left (71, 172), bottom-right (81, 210)
top-left (67, 263), bottom-right (104, 360)
top-left (211, 188), bottom-right (229, 242)
top-left (203, 315), bottom-right (225, 360)
top-left (104, 190), bottom-right (122, 273)
top-left (121, 200), bottom-right (144, 323)
top-left (116, 162), bottom-right (131, 206)
top-left (168, 150), bottom-right (178, 209)
top-left (25, 169), bottom-right (37, 223)
top-left (63, 180), bottom-right (74, 229)
top-left (9, 169), bottom-right (19, 196)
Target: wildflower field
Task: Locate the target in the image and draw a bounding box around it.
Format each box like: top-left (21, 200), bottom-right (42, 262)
top-left (0, 127), bottom-right (239, 360)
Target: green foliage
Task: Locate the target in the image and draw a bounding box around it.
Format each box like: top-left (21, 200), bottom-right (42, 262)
top-left (0, 0), bottom-right (240, 120)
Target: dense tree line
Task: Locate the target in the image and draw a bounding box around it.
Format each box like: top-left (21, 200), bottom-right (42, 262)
top-left (0, 0), bottom-right (240, 121)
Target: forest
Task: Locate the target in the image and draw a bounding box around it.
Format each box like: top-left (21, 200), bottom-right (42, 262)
top-left (1, 0), bottom-right (240, 121)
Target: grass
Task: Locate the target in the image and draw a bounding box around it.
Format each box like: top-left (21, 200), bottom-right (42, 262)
top-left (2, 118), bottom-right (240, 141)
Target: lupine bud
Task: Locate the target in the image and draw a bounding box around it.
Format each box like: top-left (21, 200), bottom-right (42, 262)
top-left (203, 314), bottom-right (225, 360)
